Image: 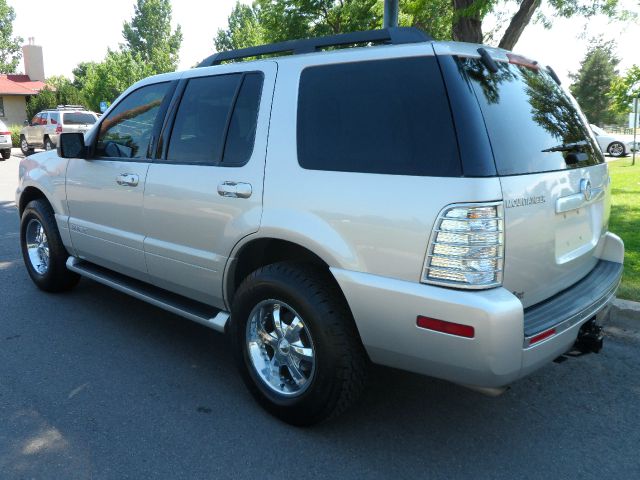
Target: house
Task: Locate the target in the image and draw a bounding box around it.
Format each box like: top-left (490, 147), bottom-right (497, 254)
top-left (0, 38), bottom-right (47, 127)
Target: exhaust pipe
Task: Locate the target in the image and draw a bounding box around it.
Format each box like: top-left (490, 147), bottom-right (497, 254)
top-left (572, 319), bottom-right (604, 354)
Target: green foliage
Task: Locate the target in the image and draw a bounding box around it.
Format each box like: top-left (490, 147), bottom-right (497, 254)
top-left (25, 76), bottom-right (87, 119)
top-left (26, 87), bottom-right (57, 120)
top-left (609, 65), bottom-right (640, 115)
top-left (215, 0), bottom-right (622, 55)
top-left (122, 0), bottom-right (183, 74)
top-left (0, 0), bottom-right (23, 73)
top-left (569, 39), bottom-right (621, 125)
top-left (79, 50), bottom-right (152, 111)
top-left (10, 124), bottom-right (20, 147)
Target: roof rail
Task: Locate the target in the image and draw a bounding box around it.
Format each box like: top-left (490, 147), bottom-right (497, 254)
top-left (198, 27), bottom-right (432, 68)
top-left (55, 105), bottom-right (87, 110)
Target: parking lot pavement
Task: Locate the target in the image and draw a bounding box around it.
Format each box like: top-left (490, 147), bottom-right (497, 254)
top-left (1, 151), bottom-right (640, 480)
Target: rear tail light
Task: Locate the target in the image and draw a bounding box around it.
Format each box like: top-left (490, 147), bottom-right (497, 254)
top-left (422, 202), bottom-right (504, 289)
top-left (55, 125), bottom-right (63, 134)
top-left (0, 131), bottom-right (10, 135)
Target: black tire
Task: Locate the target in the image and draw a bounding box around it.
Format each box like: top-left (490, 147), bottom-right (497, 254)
top-left (230, 262), bottom-right (367, 426)
top-left (1, 149), bottom-right (9, 160)
top-left (20, 199), bottom-right (80, 292)
top-left (607, 141), bottom-right (626, 157)
top-left (44, 137), bottom-right (54, 151)
top-left (20, 136), bottom-right (34, 156)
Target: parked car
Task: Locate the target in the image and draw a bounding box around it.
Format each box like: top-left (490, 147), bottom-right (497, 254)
top-left (0, 119), bottom-right (11, 160)
top-left (20, 106), bottom-right (98, 155)
top-left (16, 28), bottom-right (624, 425)
top-left (589, 124), bottom-right (635, 157)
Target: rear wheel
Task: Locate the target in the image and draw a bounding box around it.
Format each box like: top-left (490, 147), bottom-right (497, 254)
top-left (607, 141), bottom-right (625, 157)
top-left (20, 136), bottom-right (34, 156)
top-left (230, 262), bottom-right (367, 426)
top-left (44, 137), bottom-right (54, 151)
top-left (0, 149), bottom-right (9, 160)
top-left (20, 199), bottom-right (80, 292)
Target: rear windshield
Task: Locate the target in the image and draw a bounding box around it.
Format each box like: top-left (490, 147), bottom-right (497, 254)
top-left (297, 56), bottom-right (461, 177)
top-left (63, 112), bottom-right (96, 125)
top-left (461, 58), bottom-right (603, 176)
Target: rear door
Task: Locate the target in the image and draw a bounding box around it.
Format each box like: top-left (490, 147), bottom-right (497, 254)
top-left (459, 57), bottom-right (609, 307)
top-left (142, 63), bottom-right (275, 307)
top-left (66, 81), bottom-right (174, 281)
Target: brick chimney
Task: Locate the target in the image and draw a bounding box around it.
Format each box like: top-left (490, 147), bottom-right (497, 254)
top-left (22, 37), bottom-right (45, 81)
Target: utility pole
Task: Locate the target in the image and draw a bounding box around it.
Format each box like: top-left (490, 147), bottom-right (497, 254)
top-left (383, 0), bottom-right (399, 29)
top-left (630, 81), bottom-right (640, 166)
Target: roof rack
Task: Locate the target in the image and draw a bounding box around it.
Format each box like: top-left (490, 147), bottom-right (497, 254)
top-left (45, 105), bottom-right (87, 111)
top-left (198, 27), bottom-right (432, 68)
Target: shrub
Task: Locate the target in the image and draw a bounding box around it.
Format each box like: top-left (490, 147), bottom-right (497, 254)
top-left (10, 125), bottom-right (21, 148)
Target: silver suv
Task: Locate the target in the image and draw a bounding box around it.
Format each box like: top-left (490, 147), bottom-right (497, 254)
top-left (20, 105), bottom-right (98, 154)
top-left (15, 28), bottom-right (624, 425)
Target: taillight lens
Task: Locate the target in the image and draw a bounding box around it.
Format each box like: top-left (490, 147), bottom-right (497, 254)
top-left (0, 131), bottom-right (10, 135)
top-left (55, 125), bottom-right (63, 134)
top-left (422, 202), bottom-right (504, 289)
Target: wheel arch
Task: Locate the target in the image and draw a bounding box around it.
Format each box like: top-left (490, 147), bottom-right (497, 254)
top-left (225, 237), bottom-right (350, 312)
top-left (18, 186), bottom-right (52, 216)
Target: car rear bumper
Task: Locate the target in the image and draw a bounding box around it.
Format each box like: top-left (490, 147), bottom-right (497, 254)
top-left (331, 232), bottom-right (624, 388)
top-left (0, 139), bottom-right (11, 149)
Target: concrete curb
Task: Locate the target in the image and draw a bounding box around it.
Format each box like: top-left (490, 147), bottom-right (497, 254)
top-left (608, 298), bottom-right (640, 332)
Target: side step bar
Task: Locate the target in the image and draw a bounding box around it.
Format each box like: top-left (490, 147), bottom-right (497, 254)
top-left (66, 257), bottom-right (229, 333)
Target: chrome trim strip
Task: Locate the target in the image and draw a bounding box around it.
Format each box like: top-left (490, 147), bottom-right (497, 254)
top-left (556, 187), bottom-right (604, 214)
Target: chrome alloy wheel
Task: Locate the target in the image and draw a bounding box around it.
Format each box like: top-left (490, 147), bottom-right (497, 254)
top-left (608, 142), bottom-right (624, 157)
top-left (21, 138), bottom-right (29, 152)
top-left (246, 300), bottom-right (316, 397)
top-left (25, 219), bottom-right (49, 275)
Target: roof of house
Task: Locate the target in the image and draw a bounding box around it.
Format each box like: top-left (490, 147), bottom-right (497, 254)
top-left (0, 74), bottom-right (48, 95)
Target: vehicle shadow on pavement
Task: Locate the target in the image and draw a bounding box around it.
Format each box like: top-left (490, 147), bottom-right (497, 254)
top-left (1, 198), bottom-right (638, 479)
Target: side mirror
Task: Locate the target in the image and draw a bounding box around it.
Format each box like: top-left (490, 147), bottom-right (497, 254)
top-left (23, 120), bottom-right (29, 127)
top-left (57, 132), bottom-right (87, 159)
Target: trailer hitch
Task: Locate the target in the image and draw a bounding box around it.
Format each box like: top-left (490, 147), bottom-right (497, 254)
top-left (568, 318), bottom-right (604, 356)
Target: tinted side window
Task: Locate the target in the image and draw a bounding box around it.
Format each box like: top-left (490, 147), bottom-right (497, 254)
top-left (64, 112), bottom-right (96, 125)
top-left (50, 112), bottom-right (60, 124)
top-left (167, 74), bottom-right (241, 164)
top-left (96, 82), bottom-right (170, 159)
top-left (222, 73), bottom-right (263, 166)
top-left (297, 57), bottom-right (461, 176)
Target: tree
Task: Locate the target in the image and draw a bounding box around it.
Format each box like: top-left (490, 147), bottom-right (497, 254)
top-left (80, 50), bottom-right (152, 112)
top-left (0, 0), bottom-right (23, 73)
top-left (569, 40), bottom-right (620, 126)
top-left (122, 0), bottom-right (182, 74)
top-left (214, 0), bottom-right (624, 54)
top-left (26, 88), bottom-right (56, 119)
top-left (609, 65), bottom-right (640, 116)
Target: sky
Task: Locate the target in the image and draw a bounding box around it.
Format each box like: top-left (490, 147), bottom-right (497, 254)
top-left (8, 0), bottom-right (640, 86)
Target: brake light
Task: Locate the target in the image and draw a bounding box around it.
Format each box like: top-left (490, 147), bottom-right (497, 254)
top-left (417, 316), bottom-right (475, 338)
top-left (422, 202), bottom-right (503, 289)
top-left (0, 131), bottom-right (10, 135)
top-left (506, 53), bottom-right (539, 71)
top-left (55, 125), bottom-right (62, 134)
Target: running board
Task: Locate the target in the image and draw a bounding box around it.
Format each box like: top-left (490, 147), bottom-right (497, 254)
top-left (66, 257), bottom-right (229, 333)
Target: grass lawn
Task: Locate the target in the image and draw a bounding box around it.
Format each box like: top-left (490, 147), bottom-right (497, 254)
top-left (608, 158), bottom-right (640, 301)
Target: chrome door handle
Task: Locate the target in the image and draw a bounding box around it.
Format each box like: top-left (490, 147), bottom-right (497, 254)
top-left (217, 181), bottom-right (252, 199)
top-left (116, 173), bottom-right (139, 187)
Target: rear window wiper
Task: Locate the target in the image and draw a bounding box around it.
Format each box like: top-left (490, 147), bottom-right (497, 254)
top-left (541, 140), bottom-right (588, 153)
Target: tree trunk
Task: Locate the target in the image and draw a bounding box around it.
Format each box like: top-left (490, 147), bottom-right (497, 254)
top-left (498, 0), bottom-right (541, 51)
top-left (452, 0), bottom-right (483, 44)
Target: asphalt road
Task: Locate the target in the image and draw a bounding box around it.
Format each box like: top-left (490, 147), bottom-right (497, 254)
top-left (1, 150), bottom-right (639, 479)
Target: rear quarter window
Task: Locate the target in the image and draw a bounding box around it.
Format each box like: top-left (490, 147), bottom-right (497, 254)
top-left (297, 56), bottom-right (461, 177)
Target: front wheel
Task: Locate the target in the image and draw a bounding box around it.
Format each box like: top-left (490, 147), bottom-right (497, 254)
top-left (20, 136), bottom-right (34, 156)
top-left (230, 263), bottom-right (367, 426)
top-left (20, 199), bottom-right (80, 292)
top-left (607, 141), bottom-right (625, 157)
